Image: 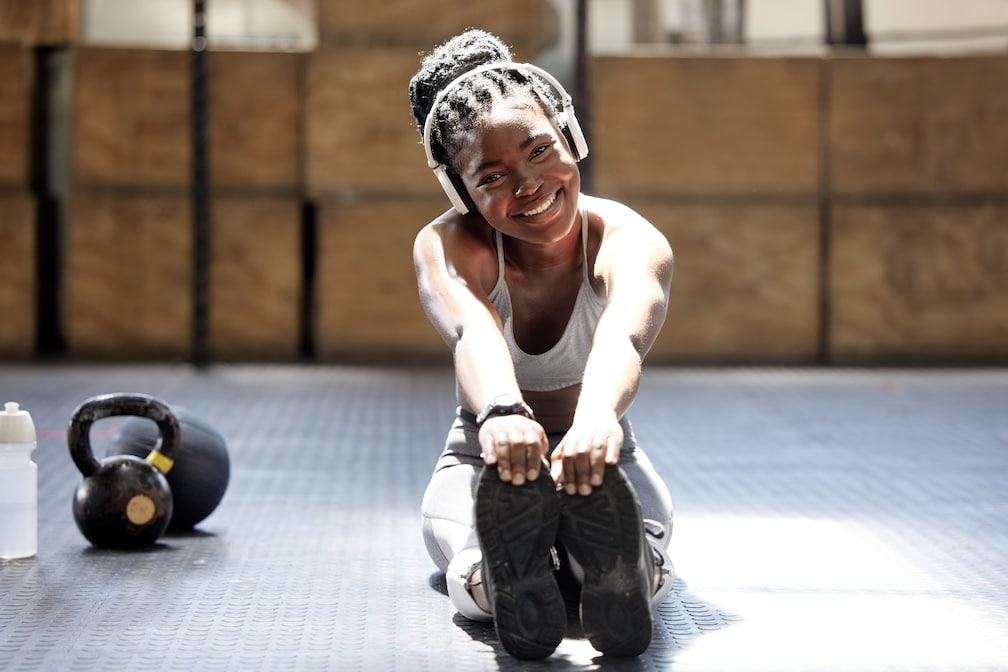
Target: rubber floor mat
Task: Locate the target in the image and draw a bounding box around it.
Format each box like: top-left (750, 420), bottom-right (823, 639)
top-left (1, 365), bottom-right (1006, 671)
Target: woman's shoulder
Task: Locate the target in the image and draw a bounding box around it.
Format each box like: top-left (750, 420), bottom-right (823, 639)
top-left (416, 210), bottom-right (495, 250)
top-left (414, 210), bottom-right (499, 286)
top-left (581, 194), bottom-right (661, 240)
top-left (582, 194), bottom-right (672, 267)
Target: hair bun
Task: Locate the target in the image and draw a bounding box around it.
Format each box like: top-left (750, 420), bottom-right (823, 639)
top-left (409, 29), bottom-right (514, 130)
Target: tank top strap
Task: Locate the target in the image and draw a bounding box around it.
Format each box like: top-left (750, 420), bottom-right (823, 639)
top-left (494, 228), bottom-right (506, 286)
top-left (580, 205), bottom-right (590, 284)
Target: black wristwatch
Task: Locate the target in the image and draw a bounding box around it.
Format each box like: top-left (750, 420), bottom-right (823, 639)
top-left (475, 394), bottom-right (535, 427)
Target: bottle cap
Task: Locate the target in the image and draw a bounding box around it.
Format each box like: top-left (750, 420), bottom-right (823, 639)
top-left (0, 402), bottom-right (37, 444)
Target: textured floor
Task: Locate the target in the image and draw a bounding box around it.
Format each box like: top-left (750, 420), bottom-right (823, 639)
top-left (1, 364), bottom-right (1006, 671)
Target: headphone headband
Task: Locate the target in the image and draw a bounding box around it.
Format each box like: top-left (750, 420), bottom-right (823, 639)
top-left (422, 62), bottom-right (574, 170)
top-left (421, 62), bottom-right (588, 214)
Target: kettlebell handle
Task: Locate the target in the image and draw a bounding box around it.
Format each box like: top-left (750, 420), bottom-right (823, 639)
top-left (68, 393), bottom-right (181, 478)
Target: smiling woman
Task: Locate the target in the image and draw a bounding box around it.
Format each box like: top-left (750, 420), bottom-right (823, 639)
top-left (408, 29), bottom-right (676, 661)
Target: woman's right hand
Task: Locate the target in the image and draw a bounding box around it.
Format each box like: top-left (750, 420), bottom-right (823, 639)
top-left (478, 415), bottom-right (548, 486)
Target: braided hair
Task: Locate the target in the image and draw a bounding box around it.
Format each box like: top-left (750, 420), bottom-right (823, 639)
top-left (409, 29), bottom-right (560, 172)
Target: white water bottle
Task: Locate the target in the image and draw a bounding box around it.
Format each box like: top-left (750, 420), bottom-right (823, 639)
top-left (0, 401), bottom-right (38, 559)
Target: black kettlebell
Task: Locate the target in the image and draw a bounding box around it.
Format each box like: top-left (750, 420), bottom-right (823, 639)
top-left (69, 393), bottom-right (179, 550)
top-left (106, 405), bottom-right (229, 531)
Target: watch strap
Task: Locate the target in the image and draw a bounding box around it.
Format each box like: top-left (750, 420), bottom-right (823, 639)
top-left (475, 396), bottom-right (535, 427)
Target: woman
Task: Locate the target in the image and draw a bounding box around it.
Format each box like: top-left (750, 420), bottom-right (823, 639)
top-left (409, 29), bottom-right (675, 660)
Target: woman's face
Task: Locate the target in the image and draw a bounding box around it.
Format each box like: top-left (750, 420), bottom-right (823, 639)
top-left (453, 101), bottom-right (581, 244)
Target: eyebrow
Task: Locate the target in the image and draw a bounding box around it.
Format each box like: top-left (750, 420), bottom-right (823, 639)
top-left (470, 133), bottom-right (549, 179)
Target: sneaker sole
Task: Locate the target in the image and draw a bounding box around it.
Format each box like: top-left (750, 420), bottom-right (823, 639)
top-left (475, 465), bottom-right (566, 660)
top-left (558, 464), bottom-right (653, 657)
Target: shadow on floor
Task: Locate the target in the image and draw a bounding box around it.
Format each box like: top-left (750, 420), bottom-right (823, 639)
top-left (429, 569), bottom-right (741, 670)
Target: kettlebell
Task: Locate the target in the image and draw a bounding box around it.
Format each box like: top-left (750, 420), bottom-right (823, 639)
top-left (106, 405), bottom-right (229, 531)
top-left (69, 393), bottom-right (179, 550)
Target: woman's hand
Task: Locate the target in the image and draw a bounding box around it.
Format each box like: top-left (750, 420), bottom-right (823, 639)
top-left (550, 415), bottom-right (622, 496)
top-left (478, 415), bottom-right (549, 486)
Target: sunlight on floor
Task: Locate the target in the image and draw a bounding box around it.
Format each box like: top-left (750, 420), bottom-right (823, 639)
top-left (668, 515), bottom-right (1008, 670)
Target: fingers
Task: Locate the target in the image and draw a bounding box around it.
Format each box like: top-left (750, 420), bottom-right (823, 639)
top-left (556, 434), bottom-right (621, 496)
top-left (524, 442), bottom-right (541, 483)
top-left (479, 417), bottom-right (621, 494)
top-left (549, 453), bottom-right (564, 484)
top-left (479, 417), bottom-right (546, 486)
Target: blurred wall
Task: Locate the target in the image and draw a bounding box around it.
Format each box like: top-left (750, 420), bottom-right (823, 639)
top-left (593, 51), bottom-right (1008, 364)
top-left (0, 0), bottom-right (77, 358)
top-left (0, 0), bottom-right (1005, 365)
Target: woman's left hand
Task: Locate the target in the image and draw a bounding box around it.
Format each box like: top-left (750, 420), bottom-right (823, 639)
top-left (550, 416), bottom-right (622, 496)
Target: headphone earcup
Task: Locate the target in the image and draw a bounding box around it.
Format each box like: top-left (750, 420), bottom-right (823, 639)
top-left (559, 106), bottom-right (589, 161)
top-left (433, 164), bottom-right (471, 214)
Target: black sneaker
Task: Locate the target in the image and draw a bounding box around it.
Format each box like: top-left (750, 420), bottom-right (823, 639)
top-left (475, 464), bottom-right (566, 660)
top-left (558, 464), bottom-right (654, 657)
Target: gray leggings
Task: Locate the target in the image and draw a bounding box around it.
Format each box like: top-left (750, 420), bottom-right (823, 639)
top-left (420, 409), bottom-right (674, 574)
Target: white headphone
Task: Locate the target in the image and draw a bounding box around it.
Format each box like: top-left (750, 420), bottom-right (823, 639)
top-left (422, 62), bottom-right (589, 214)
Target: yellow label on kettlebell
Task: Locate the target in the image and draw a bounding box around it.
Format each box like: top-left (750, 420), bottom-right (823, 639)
top-left (126, 494), bottom-right (156, 525)
top-left (146, 450), bottom-right (175, 474)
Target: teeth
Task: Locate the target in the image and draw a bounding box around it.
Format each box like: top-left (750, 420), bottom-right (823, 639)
top-left (522, 192), bottom-right (556, 216)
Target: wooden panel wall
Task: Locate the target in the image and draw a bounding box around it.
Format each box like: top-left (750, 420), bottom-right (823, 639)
top-left (830, 56), bottom-right (1008, 195)
top-left (209, 197), bottom-right (302, 359)
top-left (316, 0), bottom-right (555, 53)
top-left (0, 45), bottom-right (34, 357)
top-left (1, 0), bottom-right (73, 360)
top-left (73, 48), bottom-right (189, 188)
top-left (641, 202), bottom-right (821, 362)
top-left (826, 55), bottom-right (1008, 362)
top-left (67, 47), bottom-right (305, 359)
top-left (831, 203), bottom-right (1008, 360)
top-left (0, 0), bottom-right (79, 46)
top-left (592, 55), bottom-right (823, 362)
top-left (65, 194), bottom-right (192, 357)
top-left (305, 45), bottom-right (432, 199)
top-left (0, 45), bottom-right (30, 188)
top-left (591, 55), bottom-right (821, 197)
top-left (315, 199), bottom-right (448, 361)
top-left (65, 194), bottom-right (302, 359)
top-left (74, 48), bottom-right (303, 191)
top-left (0, 194), bottom-right (35, 356)
top-left (593, 52), bottom-right (1007, 364)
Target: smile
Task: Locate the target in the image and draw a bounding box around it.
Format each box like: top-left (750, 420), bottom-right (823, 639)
top-left (519, 191), bottom-right (557, 217)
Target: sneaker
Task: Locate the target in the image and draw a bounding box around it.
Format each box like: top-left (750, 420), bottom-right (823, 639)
top-left (475, 463), bottom-right (566, 660)
top-left (644, 519), bottom-right (675, 606)
top-left (445, 547), bottom-right (493, 622)
top-left (558, 464), bottom-right (653, 657)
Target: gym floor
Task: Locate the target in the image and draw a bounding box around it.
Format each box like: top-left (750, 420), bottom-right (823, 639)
top-left (1, 364), bottom-right (1006, 671)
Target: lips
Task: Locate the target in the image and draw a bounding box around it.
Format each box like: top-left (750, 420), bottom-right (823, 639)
top-left (518, 190), bottom-right (557, 217)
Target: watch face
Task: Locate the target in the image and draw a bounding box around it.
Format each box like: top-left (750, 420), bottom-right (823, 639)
top-left (492, 393), bottom-right (522, 408)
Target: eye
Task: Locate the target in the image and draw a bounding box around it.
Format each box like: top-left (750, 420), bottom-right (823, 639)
top-left (480, 172), bottom-right (504, 186)
top-left (531, 143), bottom-right (552, 159)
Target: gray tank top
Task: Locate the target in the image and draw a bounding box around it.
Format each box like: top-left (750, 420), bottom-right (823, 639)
top-left (487, 207), bottom-right (606, 391)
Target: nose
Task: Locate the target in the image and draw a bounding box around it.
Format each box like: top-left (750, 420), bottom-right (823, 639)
top-left (513, 169), bottom-right (543, 197)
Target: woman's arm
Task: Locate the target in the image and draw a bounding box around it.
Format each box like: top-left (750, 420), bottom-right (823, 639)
top-left (414, 217), bottom-right (548, 485)
top-left (552, 199), bottom-right (674, 495)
